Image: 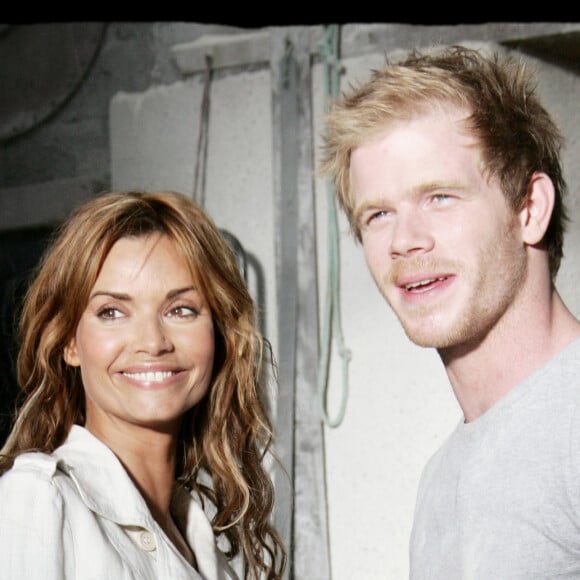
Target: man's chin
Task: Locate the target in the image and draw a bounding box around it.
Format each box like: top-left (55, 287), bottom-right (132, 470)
top-left (401, 324), bottom-right (457, 349)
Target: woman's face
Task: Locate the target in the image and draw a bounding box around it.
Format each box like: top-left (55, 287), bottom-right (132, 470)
top-left (64, 233), bottom-right (215, 439)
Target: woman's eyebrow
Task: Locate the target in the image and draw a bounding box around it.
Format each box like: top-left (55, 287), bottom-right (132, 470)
top-left (88, 290), bottom-right (130, 301)
top-left (88, 286), bottom-right (198, 302)
top-left (167, 286), bottom-right (197, 299)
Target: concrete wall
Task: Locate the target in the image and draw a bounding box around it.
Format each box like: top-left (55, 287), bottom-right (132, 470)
top-left (0, 22), bottom-right (243, 229)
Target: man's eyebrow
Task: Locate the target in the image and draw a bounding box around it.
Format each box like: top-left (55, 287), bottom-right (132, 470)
top-left (418, 180), bottom-right (465, 193)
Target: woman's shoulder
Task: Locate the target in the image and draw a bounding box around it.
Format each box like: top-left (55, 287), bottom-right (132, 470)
top-left (0, 450), bottom-right (62, 488)
top-left (0, 450), bottom-right (69, 523)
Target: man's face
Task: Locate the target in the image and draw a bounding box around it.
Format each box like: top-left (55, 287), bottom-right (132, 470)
top-left (350, 107), bottom-right (527, 351)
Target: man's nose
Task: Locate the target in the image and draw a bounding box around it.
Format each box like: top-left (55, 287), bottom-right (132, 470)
top-left (390, 208), bottom-right (435, 258)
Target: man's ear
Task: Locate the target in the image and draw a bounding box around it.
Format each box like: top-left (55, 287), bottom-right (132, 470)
top-left (519, 171), bottom-right (555, 246)
top-left (63, 339), bottom-right (81, 367)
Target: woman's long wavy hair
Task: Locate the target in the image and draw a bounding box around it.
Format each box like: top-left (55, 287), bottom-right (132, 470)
top-left (0, 190), bottom-right (286, 579)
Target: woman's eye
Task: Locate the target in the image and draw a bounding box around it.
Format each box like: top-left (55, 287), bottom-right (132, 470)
top-left (169, 305), bottom-right (198, 318)
top-left (97, 307), bottom-right (123, 319)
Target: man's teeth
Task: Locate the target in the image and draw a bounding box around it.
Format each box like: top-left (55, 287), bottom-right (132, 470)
top-left (406, 277), bottom-right (444, 290)
top-left (123, 371), bottom-right (174, 382)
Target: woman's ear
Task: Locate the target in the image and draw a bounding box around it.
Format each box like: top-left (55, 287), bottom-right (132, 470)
top-left (519, 171), bottom-right (555, 246)
top-left (63, 339), bottom-right (81, 367)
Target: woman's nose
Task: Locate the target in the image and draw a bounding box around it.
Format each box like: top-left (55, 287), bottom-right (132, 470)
top-left (134, 316), bottom-right (173, 355)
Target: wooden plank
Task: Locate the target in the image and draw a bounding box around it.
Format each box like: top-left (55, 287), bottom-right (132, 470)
top-left (271, 27), bottom-right (330, 580)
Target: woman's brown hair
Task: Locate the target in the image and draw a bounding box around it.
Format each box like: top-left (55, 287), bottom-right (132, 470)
top-left (0, 190), bottom-right (286, 579)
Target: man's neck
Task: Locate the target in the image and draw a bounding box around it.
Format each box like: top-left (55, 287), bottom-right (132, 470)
top-left (440, 288), bottom-right (580, 423)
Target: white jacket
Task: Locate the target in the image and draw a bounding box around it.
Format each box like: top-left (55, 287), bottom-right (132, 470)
top-left (0, 425), bottom-right (239, 579)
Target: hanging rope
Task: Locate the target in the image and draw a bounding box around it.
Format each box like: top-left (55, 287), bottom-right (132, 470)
top-left (191, 55), bottom-right (249, 284)
top-left (193, 54), bottom-right (213, 208)
top-left (317, 25), bottom-right (352, 428)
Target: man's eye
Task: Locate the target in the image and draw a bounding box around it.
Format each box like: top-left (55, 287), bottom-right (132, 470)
top-left (368, 209), bottom-right (389, 223)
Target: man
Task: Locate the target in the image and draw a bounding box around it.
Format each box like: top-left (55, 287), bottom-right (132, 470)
top-left (319, 45), bottom-right (580, 578)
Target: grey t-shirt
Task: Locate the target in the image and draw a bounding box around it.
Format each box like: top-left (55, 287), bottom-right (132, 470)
top-left (410, 338), bottom-right (580, 579)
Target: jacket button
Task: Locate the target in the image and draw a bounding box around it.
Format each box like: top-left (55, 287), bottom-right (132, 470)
top-left (138, 530), bottom-right (156, 552)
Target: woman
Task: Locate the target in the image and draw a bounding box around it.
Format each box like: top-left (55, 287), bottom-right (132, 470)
top-left (0, 190), bottom-right (286, 579)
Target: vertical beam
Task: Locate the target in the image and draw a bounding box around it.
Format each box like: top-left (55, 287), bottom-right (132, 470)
top-left (271, 27), bottom-right (298, 579)
top-left (271, 27), bottom-right (331, 579)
